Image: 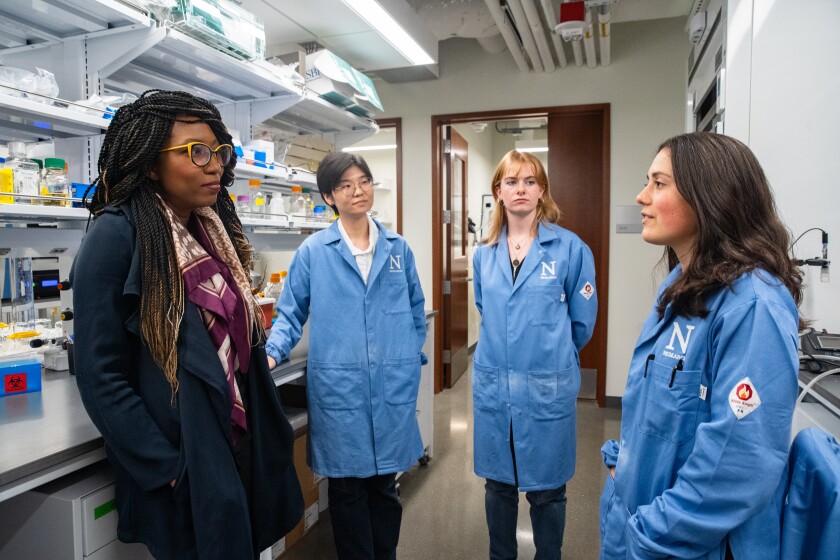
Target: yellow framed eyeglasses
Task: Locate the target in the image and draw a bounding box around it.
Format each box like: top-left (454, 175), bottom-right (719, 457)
top-left (159, 142), bottom-right (234, 167)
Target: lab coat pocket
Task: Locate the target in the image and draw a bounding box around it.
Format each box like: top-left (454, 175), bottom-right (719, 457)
top-left (383, 355), bottom-right (421, 405)
top-left (640, 360), bottom-right (702, 445)
top-left (528, 366), bottom-right (575, 420)
top-left (310, 360), bottom-right (364, 410)
top-left (380, 277), bottom-right (411, 315)
top-left (472, 361), bottom-right (499, 412)
top-left (527, 286), bottom-right (563, 326)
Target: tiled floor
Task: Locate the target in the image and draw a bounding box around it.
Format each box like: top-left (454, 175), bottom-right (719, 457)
top-left (283, 367), bottom-right (622, 559)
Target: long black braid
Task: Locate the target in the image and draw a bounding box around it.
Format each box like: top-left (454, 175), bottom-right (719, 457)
top-left (88, 90), bottom-right (258, 394)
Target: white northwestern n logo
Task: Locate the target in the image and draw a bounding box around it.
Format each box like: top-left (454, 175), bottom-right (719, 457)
top-left (541, 261), bottom-right (556, 276)
top-left (389, 255), bottom-right (402, 270)
top-left (665, 322), bottom-right (695, 354)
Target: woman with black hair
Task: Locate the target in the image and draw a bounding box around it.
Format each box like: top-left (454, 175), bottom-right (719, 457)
top-left (599, 132), bottom-right (803, 559)
top-left (266, 151), bottom-right (427, 560)
top-left (72, 89), bottom-right (303, 560)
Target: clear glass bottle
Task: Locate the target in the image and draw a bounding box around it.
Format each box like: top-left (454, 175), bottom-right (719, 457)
top-left (6, 142), bottom-right (40, 205)
top-left (236, 195), bottom-right (251, 216)
top-left (264, 272), bottom-right (283, 320)
top-left (301, 187), bottom-right (314, 218)
top-left (290, 185), bottom-right (306, 217)
top-left (249, 179), bottom-right (266, 218)
top-left (42, 158), bottom-right (70, 207)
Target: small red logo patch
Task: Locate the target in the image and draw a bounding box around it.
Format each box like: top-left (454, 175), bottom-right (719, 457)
top-left (737, 383), bottom-right (752, 401)
top-left (4, 373), bottom-right (27, 393)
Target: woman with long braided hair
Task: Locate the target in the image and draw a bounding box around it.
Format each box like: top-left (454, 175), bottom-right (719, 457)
top-left (72, 90), bottom-right (303, 559)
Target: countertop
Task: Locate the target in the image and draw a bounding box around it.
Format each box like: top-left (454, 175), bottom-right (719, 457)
top-left (0, 359), bottom-right (309, 502)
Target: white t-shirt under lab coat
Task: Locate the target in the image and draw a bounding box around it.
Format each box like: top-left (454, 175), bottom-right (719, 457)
top-left (336, 215), bottom-right (378, 284)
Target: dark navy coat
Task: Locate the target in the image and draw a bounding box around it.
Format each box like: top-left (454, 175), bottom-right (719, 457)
top-left (72, 205), bottom-right (303, 560)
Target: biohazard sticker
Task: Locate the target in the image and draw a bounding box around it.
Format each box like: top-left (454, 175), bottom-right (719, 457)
top-left (728, 377), bottom-right (761, 419)
top-left (579, 282), bottom-right (595, 301)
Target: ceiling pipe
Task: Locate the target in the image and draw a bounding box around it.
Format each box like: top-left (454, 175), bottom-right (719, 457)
top-left (598, 6), bottom-right (611, 66)
top-left (521, 0), bottom-right (555, 72)
top-left (507, 0), bottom-right (544, 72)
top-left (583, 8), bottom-right (597, 68)
top-left (539, 0), bottom-right (567, 68)
top-left (483, 0), bottom-right (531, 73)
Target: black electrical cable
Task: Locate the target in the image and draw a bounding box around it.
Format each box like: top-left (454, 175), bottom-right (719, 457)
top-left (791, 227), bottom-right (826, 248)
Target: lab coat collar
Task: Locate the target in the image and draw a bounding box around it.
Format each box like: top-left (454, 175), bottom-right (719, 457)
top-left (322, 217), bottom-right (395, 290)
top-left (495, 223), bottom-right (563, 295)
top-left (634, 264), bottom-right (683, 349)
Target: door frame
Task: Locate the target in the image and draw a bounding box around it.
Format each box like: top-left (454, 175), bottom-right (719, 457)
top-left (431, 105), bottom-right (610, 405)
top-left (375, 117), bottom-right (403, 234)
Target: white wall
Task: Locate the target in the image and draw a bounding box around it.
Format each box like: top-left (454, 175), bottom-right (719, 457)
top-left (725, 0), bottom-right (840, 332)
top-left (377, 17), bottom-right (688, 399)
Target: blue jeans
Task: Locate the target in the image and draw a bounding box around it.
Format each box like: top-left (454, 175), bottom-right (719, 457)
top-left (485, 478), bottom-right (567, 560)
top-left (328, 474), bottom-right (402, 560)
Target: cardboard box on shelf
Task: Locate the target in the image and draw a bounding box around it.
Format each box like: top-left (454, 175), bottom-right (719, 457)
top-left (281, 432), bottom-right (320, 555)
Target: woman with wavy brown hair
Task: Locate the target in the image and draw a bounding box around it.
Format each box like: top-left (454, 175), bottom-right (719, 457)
top-left (599, 132), bottom-right (803, 560)
top-left (72, 90), bottom-right (302, 559)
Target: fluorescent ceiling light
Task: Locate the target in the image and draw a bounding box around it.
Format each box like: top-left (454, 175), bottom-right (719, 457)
top-left (341, 0), bottom-right (434, 65)
top-left (342, 144), bottom-right (398, 152)
top-left (515, 139), bottom-right (548, 153)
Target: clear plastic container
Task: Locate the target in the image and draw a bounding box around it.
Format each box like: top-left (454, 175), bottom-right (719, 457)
top-left (236, 194), bottom-right (251, 216)
top-left (6, 142), bottom-right (40, 205)
top-left (301, 187), bottom-right (313, 218)
top-left (268, 191), bottom-right (285, 216)
top-left (249, 179), bottom-right (266, 218)
top-left (289, 185), bottom-right (306, 217)
top-left (41, 158), bottom-right (69, 207)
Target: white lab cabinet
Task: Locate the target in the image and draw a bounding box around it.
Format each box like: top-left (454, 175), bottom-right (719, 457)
top-left (0, 462), bottom-right (152, 560)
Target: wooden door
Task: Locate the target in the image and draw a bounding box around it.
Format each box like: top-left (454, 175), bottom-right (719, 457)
top-left (546, 106), bottom-right (610, 405)
top-left (444, 127), bottom-right (469, 388)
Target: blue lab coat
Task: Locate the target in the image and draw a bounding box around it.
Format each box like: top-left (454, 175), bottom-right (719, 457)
top-left (599, 266), bottom-right (799, 559)
top-left (265, 219), bottom-right (426, 478)
top-left (472, 223), bottom-right (597, 491)
top-left (781, 427), bottom-right (840, 559)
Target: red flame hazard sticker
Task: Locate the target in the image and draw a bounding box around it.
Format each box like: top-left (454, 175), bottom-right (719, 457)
top-left (729, 377), bottom-right (761, 419)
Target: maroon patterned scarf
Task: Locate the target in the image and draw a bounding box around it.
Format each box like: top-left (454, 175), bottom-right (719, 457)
top-left (160, 200), bottom-right (256, 445)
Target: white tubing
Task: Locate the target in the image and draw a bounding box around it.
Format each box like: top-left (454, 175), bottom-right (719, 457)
top-left (483, 0), bottom-right (531, 73)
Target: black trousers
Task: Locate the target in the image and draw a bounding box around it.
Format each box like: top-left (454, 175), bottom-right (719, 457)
top-left (328, 474), bottom-right (402, 560)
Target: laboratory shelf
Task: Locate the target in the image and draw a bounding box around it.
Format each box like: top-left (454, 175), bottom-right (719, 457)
top-left (235, 162), bottom-right (290, 182)
top-left (103, 26), bottom-right (302, 104)
top-left (234, 162), bottom-right (317, 190)
top-left (0, 92), bottom-right (111, 141)
top-left (258, 91), bottom-right (378, 137)
top-left (0, 0), bottom-right (149, 46)
top-left (0, 204), bottom-right (89, 222)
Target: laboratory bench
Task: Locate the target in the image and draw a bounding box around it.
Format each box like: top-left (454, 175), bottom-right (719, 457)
top-left (0, 358), bottom-right (310, 503)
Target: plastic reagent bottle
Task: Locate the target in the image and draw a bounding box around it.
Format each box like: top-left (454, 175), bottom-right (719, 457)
top-left (42, 158), bottom-right (69, 207)
top-left (249, 179), bottom-right (266, 218)
top-left (236, 195), bottom-right (251, 216)
top-left (290, 185), bottom-right (306, 217)
top-left (301, 187), bottom-right (313, 218)
top-left (6, 142), bottom-right (40, 205)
